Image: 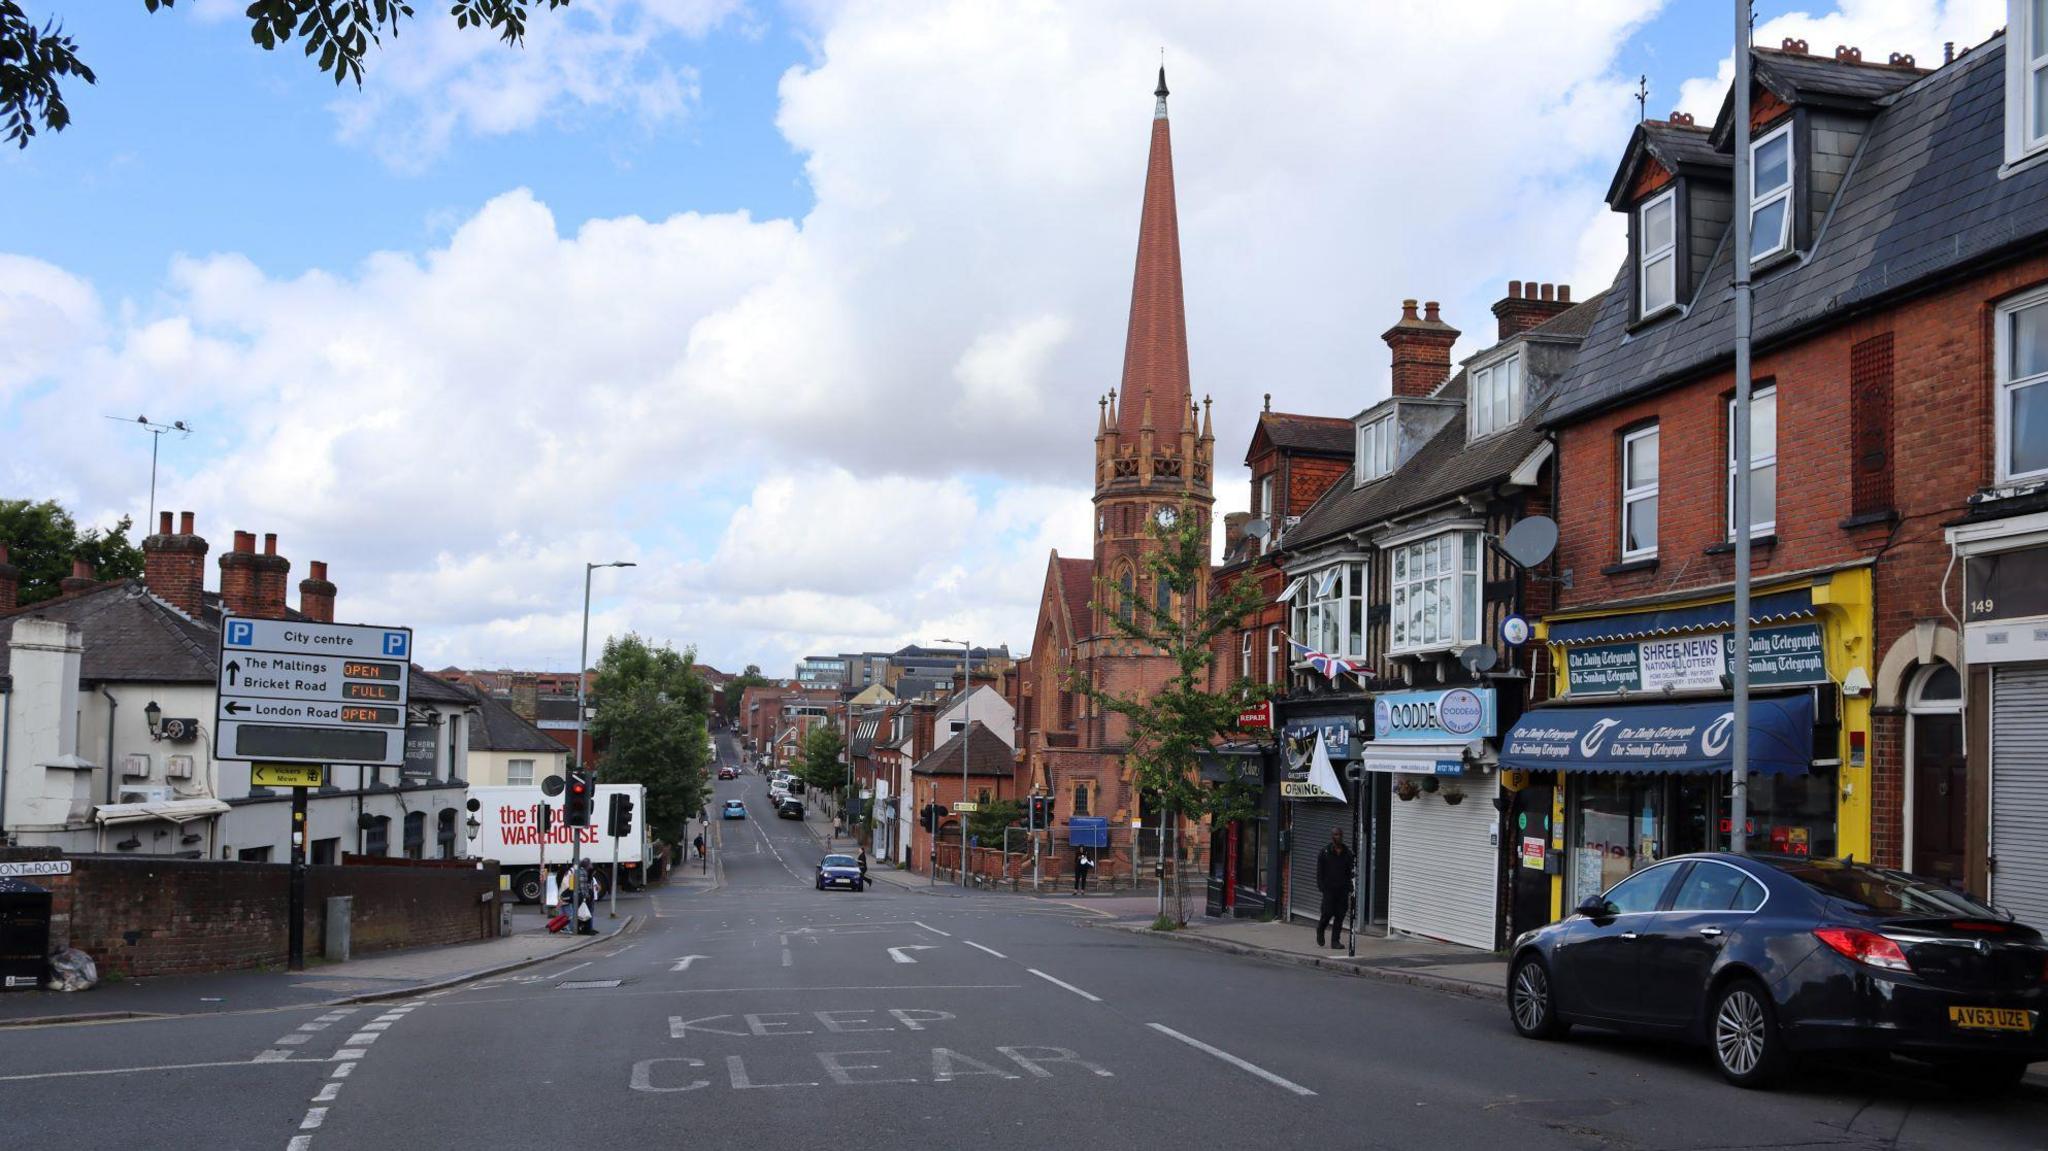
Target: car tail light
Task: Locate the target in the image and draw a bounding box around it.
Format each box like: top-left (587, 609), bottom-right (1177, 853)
top-left (1814, 927), bottom-right (1913, 973)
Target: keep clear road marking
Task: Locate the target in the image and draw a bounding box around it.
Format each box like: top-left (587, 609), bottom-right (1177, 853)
top-left (1146, 1024), bottom-right (1316, 1097)
top-left (1028, 969), bottom-right (1102, 1003)
top-left (887, 945), bottom-right (937, 964)
top-left (913, 922), bottom-right (952, 937)
top-left (964, 940), bottom-right (1007, 959)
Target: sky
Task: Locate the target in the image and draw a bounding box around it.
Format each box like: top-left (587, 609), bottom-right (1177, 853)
top-left (0, 0), bottom-right (2009, 676)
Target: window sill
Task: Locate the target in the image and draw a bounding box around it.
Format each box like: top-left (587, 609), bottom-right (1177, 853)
top-left (1838, 510), bottom-right (1898, 530)
top-left (1602, 557), bottom-right (1659, 576)
top-left (1704, 534), bottom-right (1777, 556)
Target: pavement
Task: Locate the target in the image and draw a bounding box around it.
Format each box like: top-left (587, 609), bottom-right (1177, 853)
top-left (8, 736), bottom-right (2048, 1149)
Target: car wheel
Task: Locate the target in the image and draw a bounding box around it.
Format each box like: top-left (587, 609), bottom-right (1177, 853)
top-left (1508, 955), bottom-right (1568, 1040)
top-left (816, 879), bottom-right (824, 891)
top-left (1710, 978), bottom-right (1788, 1089)
top-left (853, 880), bottom-right (864, 892)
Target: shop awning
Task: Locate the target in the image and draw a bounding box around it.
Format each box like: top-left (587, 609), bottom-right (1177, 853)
top-left (1544, 587), bottom-right (1813, 645)
top-left (1358, 743), bottom-right (1469, 776)
top-left (1499, 695), bottom-right (1814, 776)
top-left (93, 798), bottom-right (231, 826)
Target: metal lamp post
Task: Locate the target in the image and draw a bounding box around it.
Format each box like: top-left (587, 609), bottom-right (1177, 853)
top-left (573, 561), bottom-right (636, 906)
top-left (936, 638), bottom-right (972, 887)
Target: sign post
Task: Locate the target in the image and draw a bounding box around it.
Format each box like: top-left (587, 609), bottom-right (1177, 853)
top-left (287, 776), bottom-right (317, 972)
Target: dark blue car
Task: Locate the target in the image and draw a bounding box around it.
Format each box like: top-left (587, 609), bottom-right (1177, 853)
top-left (816, 853), bottom-right (864, 892)
top-left (1507, 853), bottom-right (2048, 1089)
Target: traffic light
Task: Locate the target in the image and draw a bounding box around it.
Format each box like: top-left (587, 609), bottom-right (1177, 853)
top-left (607, 792), bottom-right (634, 838)
top-left (535, 803), bottom-right (554, 835)
top-left (920, 803), bottom-right (949, 832)
top-left (1028, 794), bottom-right (1052, 830)
top-left (564, 771), bottom-right (595, 826)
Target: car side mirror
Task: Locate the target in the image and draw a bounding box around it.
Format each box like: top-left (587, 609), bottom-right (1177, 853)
top-left (1574, 896), bottom-right (1612, 919)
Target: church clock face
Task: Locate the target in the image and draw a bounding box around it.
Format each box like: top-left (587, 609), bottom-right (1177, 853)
top-left (1155, 505), bottom-right (1178, 529)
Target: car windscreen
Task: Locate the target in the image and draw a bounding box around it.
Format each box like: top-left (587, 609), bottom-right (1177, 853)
top-left (822, 856), bottom-right (855, 868)
top-left (1782, 863), bottom-right (2003, 918)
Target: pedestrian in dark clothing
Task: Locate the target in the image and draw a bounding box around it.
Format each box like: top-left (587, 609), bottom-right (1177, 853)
top-left (858, 849), bottom-right (869, 879)
top-left (1073, 851), bottom-right (1094, 893)
top-left (1316, 829), bottom-right (1353, 949)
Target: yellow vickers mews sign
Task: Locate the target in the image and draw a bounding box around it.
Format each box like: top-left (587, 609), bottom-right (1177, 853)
top-left (250, 763), bottom-right (327, 789)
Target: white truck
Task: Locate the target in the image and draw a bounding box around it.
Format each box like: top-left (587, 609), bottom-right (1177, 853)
top-left (468, 784), bottom-right (653, 904)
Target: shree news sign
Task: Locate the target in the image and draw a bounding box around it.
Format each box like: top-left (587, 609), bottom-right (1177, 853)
top-left (1565, 623), bottom-right (1826, 696)
top-left (214, 616), bottom-right (413, 767)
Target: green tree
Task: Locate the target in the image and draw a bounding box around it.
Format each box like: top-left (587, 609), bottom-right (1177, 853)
top-left (3, 1), bottom-right (579, 148)
top-left (1072, 505), bottom-right (1269, 925)
top-left (721, 664), bottom-right (768, 726)
top-left (589, 633), bottom-right (711, 845)
top-left (967, 799), bottom-right (1022, 851)
top-left (794, 724), bottom-right (846, 806)
top-left (0, 499), bottom-right (144, 604)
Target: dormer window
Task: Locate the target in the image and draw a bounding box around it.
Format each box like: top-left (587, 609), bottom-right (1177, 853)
top-left (1638, 189), bottom-right (1677, 315)
top-left (2009, 0), bottom-right (2048, 164)
top-left (1357, 416), bottom-right (1393, 481)
top-left (1748, 122), bottom-right (1794, 261)
top-left (1469, 353), bottom-right (1522, 439)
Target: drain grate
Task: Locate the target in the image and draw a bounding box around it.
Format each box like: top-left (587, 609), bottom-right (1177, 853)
top-left (557, 979), bottom-right (623, 990)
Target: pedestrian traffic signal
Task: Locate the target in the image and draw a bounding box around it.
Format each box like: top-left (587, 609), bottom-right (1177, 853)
top-left (535, 803), bottom-right (554, 835)
top-left (565, 770), bottom-right (595, 826)
top-left (920, 802), bottom-right (949, 832)
top-left (607, 792), bottom-right (634, 838)
top-left (1028, 794), bottom-right (1052, 830)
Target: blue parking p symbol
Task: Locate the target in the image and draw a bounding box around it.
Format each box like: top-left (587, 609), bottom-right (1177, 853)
top-left (383, 632), bottom-right (409, 658)
top-left (226, 621), bottom-right (255, 647)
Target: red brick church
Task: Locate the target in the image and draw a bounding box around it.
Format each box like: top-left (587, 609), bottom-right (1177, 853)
top-left (1013, 68), bottom-right (1215, 832)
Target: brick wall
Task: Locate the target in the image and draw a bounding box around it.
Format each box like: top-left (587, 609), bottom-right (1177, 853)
top-left (0, 847), bottom-right (498, 978)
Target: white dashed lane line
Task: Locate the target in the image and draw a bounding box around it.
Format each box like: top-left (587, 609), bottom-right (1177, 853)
top-left (275, 1001), bottom-right (419, 1148)
top-left (1027, 969), bottom-right (1103, 1003)
top-left (964, 940), bottom-right (1007, 959)
top-left (1145, 1023), bottom-right (1316, 1097)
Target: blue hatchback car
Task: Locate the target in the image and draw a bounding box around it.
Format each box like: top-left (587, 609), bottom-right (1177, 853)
top-left (816, 853), bottom-right (864, 892)
top-left (721, 800), bottom-right (746, 820)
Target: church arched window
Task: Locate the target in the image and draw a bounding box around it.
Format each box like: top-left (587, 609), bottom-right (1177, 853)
top-left (1115, 564), bottom-right (1136, 626)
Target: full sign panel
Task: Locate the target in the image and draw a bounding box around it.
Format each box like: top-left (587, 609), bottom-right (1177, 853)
top-left (214, 616), bottom-right (413, 766)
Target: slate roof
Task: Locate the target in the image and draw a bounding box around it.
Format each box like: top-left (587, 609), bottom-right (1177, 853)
top-left (1251, 411), bottom-right (1355, 460)
top-left (1552, 38), bottom-right (2039, 425)
top-left (0, 581), bottom-right (214, 682)
top-left (1708, 47), bottom-right (1927, 146)
top-left (1605, 120), bottom-right (1727, 207)
top-left (909, 721), bottom-right (1014, 777)
top-left (469, 692), bottom-right (563, 753)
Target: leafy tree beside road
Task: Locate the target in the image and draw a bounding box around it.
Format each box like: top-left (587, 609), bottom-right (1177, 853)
top-left (589, 633), bottom-right (711, 844)
top-left (793, 724), bottom-right (846, 808)
top-left (0, 499), bottom-right (144, 604)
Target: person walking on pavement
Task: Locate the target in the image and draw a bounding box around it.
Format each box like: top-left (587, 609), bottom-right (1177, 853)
top-left (693, 832), bottom-right (707, 861)
top-left (1316, 828), bottom-right (1353, 950)
top-left (858, 848), bottom-right (869, 881)
top-left (1073, 850), bottom-right (1094, 893)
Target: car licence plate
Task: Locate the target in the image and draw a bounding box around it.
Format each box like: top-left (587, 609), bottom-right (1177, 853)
top-left (1949, 1006), bottom-right (2034, 1032)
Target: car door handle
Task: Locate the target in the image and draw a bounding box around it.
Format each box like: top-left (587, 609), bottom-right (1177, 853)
top-left (1698, 926), bottom-right (1724, 938)
top-left (1620, 931), bottom-right (1638, 941)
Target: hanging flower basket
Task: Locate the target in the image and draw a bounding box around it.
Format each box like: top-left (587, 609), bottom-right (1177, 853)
top-left (1419, 775), bottom-right (1441, 794)
top-left (1394, 778), bottom-right (1420, 802)
top-left (1440, 784), bottom-right (1466, 805)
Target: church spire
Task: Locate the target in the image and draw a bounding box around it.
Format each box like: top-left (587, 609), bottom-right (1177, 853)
top-left (1116, 64), bottom-right (1192, 449)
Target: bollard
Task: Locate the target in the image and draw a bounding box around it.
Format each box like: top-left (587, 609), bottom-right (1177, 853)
top-left (323, 896), bottom-right (353, 963)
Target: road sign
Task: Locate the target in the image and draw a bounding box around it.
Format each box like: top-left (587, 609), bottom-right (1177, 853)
top-left (950, 801), bottom-right (981, 813)
top-left (0, 860), bottom-right (71, 877)
top-left (251, 763), bottom-right (326, 789)
top-left (215, 615), bottom-right (413, 766)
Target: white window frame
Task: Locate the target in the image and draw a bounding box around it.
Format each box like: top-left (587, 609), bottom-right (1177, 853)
top-left (1638, 188), bottom-right (1677, 316)
top-left (1469, 352), bottom-right (1523, 440)
top-left (1387, 529), bottom-right (1484, 655)
top-left (506, 758), bottom-right (534, 787)
top-left (1292, 561), bottom-right (1368, 661)
top-left (1356, 416), bottom-right (1393, 483)
top-left (1266, 626), bottom-right (1281, 684)
top-left (1620, 425), bottom-right (1660, 562)
top-left (1258, 474), bottom-right (1277, 552)
top-left (1749, 122), bottom-right (1794, 262)
top-left (1726, 386), bottom-right (1778, 539)
top-left (1240, 631), bottom-right (1254, 679)
top-left (2009, 0), bottom-right (2048, 165)
top-left (1997, 286), bottom-right (2048, 483)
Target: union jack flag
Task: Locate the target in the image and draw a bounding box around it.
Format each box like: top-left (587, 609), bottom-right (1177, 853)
top-left (1289, 638), bottom-right (1369, 683)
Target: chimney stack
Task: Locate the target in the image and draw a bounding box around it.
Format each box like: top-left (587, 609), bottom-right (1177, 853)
top-left (298, 560), bottom-right (336, 624)
top-left (0, 543), bottom-right (17, 613)
top-left (218, 530), bottom-right (288, 620)
top-left (509, 674), bottom-right (540, 722)
top-left (59, 558), bottom-right (96, 597)
top-left (1492, 280), bottom-right (1576, 340)
top-left (1383, 299), bottom-right (1461, 397)
top-left (142, 510), bottom-right (209, 618)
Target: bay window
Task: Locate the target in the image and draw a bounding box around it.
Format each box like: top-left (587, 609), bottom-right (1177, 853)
top-left (1291, 561), bottom-right (1368, 660)
top-left (1638, 189), bottom-right (1677, 315)
top-left (1469, 353), bottom-right (1522, 439)
top-left (1727, 386), bottom-right (1778, 538)
top-left (1749, 123), bottom-right (1793, 262)
top-left (1389, 531), bottom-right (1483, 653)
top-left (1621, 425), bottom-right (1659, 561)
top-left (1998, 286), bottom-right (2048, 481)
top-left (1357, 416), bottom-right (1393, 482)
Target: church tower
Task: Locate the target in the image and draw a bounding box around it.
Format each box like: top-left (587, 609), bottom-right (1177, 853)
top-left (1092, 66), bottom-right (1215, 626)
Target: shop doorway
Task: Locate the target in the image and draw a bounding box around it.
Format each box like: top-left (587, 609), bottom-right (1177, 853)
top-left (1907, 663), bottom-right (1965, 886)
top-left (1508, 783), bottom-right (1554, 936)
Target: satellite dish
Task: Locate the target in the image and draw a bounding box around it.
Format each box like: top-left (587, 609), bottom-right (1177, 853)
top-left (541, 774), bottom-right (567, 797)
top-left (1500, 516), bottom-right (1559, 569)
top-left (1459, 645), bottom-right (1499, 674)
top-left (1244, 518), bottom-right (1271, 541)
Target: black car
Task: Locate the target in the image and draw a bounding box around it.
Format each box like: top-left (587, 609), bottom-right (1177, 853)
top-left (777, 799), bottom-right (805, 820)
top-left (1507, 853), bottom-right (2048, 1089)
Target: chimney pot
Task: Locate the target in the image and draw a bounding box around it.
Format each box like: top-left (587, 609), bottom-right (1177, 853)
top-left (0, 544), bottom-right (14, 614)
top-left (179, 511), bottom-right (194, 536)
top-left (233, 530), bottom-right (255, 553)
top-left (1507, 279), bottom-right (1522, 299)
top-left (143, 511), bottom-right (208, 617)
top-left (1400, 299), bottom-right (1419, 321)
top-left (71, 559), bottom-right (92, 580)
top-left (1541, 283), bottom-right (1555, 302)
top-left (1423, 301), bottom-right (1441, 323)
top-left (1492, 276), bottom-right (1575, 340)
top-left (158, 511), bottom-right (173, 535)
top-left (310, 560), bottom-right (328, 581)
top-left (59, 558), bottom-right (96, 596)
top-left (263, 532), bottom-right (278, 556)
top-left (1560, 284), bottom-right (1572, 302)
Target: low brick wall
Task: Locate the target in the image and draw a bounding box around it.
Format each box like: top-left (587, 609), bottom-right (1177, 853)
top-left (0, 846), bottom-right (498, 978)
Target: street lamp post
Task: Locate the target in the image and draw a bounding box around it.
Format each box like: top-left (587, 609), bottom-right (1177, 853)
top-left (937, 638), bottom-right (972, 887)
top-left (574, 561), bottom-right (636, 909)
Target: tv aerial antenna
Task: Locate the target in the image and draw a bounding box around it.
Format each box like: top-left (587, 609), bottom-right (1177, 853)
top-left (105, 414), bottom-right (193, 529)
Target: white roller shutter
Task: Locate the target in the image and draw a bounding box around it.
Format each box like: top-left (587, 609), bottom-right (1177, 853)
top-left (1992, 666), bottom-right (2048, 926)
top-left (1287, 800), bottom-right (1351, 924)
top-left (1386, 787), bottom-right (1499, 951)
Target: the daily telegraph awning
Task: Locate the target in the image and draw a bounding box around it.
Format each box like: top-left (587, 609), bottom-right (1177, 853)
top-left (1544, 587), bottom-right (1813, 646)
top-left (1499, 695), bottom-right (1814, 776)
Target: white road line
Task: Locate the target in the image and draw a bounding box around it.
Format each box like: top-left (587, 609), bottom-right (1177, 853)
top-left (1027, 969), bottom-right (1102, 1002)
top-left (287, 1137), bottom-right (313, 1151)
top-left (343, 1032), bottom-right (380, 1046)
top-left (913, 922), bottom-right (952, 937)
top-left (541, 961), bottom-right (592, 981)
top-left (1146, 1024), bottom-right (1316, 1097)
top-left (0, 1058), bottom-right (319, 1083)
top-left (964, 940), bottom-right (1007, 959)
top-left (781, 947), bottom-right (793, 968)
top-left (313, 1082), bottom-right (342, 1102)
top-left (253, 1050), bottom-right (293, 1063)
top-left (273, 1034), bottom-right (311, 1046)
top-left (296, 1022), bottom-right (330, 1032)
top-left (333, 1048), bottom-right (368, 1060)
top-left (300, 1107), bottom-right (327, 1129)
top-left (330, 1063), bottom-right (356, 1079)
top-left (361, 1022), bottom-right (392, 1032)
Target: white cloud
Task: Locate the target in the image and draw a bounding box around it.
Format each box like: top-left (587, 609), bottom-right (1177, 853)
top-left (8, 0), bottom-right (1720, 672)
